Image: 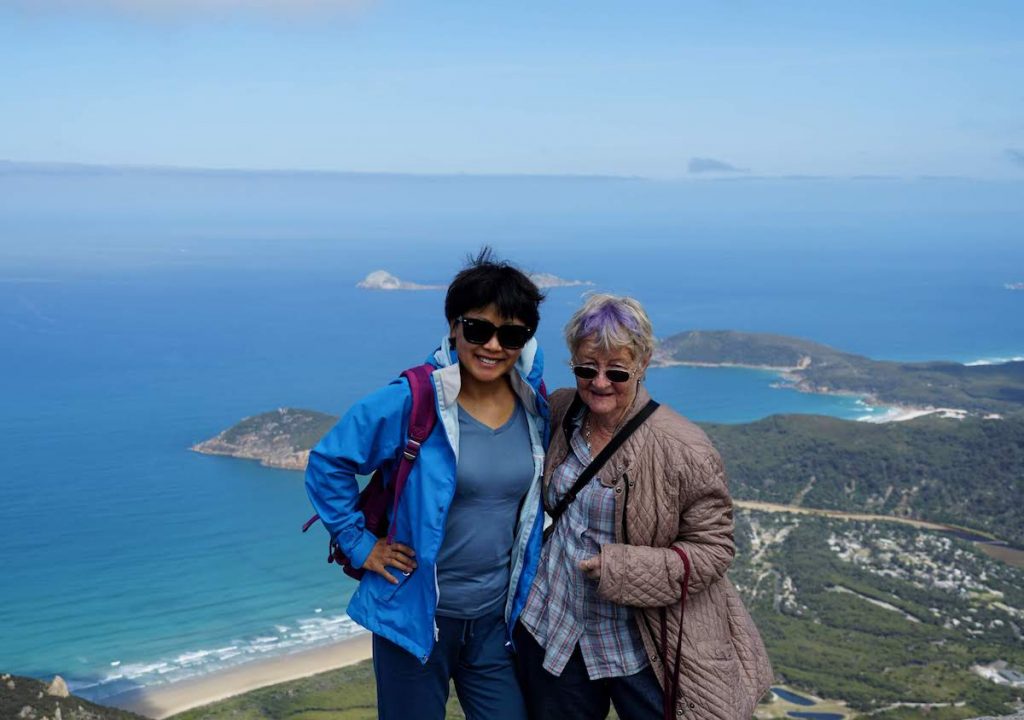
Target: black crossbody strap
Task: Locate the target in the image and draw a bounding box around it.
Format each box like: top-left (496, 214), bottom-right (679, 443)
top-left (543, 397), bottom-right (659, 543)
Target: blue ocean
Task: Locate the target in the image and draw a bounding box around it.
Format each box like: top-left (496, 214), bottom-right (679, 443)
top-left (1, 169), bottom-right (1022, 700)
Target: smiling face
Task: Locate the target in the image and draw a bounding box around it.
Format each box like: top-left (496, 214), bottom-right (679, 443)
top-left (450, 304), bottom-right (527, 387)
top-left (573, 338), bottom-right (647, 422)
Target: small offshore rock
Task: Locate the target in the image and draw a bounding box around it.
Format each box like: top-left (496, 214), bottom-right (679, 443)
top-left (46, 676), bottom-right (69, 698)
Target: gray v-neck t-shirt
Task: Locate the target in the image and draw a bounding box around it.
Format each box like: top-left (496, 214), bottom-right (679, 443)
top-left (435, 400), bottom-right (534, 619)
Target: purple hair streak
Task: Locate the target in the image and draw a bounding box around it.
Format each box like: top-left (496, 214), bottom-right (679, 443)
top-left (580, 301), bottom-right (639, 338)
top-left (564, 294), bottom-right (655, 362)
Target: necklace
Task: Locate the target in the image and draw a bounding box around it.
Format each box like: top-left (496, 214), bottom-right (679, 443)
top-left (583, 389), bottom-right (639, 450)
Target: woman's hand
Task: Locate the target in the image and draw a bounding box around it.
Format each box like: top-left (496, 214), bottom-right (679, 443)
top-left (579, 554), bottom-right (601, 581)
top-left (363, 538), bottom-right (417, 584)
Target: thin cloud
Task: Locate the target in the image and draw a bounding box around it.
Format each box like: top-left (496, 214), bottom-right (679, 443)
top-left (688, 157), bottom-right (749, 174)
top-left (15, 0), bottom-right (371, 18)
top-left (1007, 148), bottom-right (1024, 168)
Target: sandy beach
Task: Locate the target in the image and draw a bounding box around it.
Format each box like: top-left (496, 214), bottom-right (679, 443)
top-left (650, 358), bottom-right (981, 424)
top-left (105, 633), bottom-right (372, 719)
top-left (856, 405), bottom-right (970, 423)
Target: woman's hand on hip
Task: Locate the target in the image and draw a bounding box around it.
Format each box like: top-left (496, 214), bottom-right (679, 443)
top-left (579, 554), bottom-right (602, 581)
top-left (364, 539), bottom-right (417, 584)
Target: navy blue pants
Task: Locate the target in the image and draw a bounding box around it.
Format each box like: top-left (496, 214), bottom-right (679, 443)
top-left (373, 610), bottom-right (527, 720)
top-left (514, 621), bottom-right (664, 720)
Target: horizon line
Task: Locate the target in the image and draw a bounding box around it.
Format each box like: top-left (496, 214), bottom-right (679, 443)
top-left (1, 158), bottom-right (1016, 184)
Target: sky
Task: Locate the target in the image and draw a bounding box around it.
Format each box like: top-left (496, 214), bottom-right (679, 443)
top-left (2, 1), bottom-right (1023, 178)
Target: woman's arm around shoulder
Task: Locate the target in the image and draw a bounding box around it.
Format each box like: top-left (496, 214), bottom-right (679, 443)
top-left (304, 380), bottom-right (412, 571)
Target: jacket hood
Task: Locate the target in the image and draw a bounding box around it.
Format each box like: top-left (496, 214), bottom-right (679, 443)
top-left (427, 334), bottom-right (547, 418)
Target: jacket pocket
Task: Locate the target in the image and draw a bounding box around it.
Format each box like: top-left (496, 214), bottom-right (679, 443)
top-left (384, 569), bottom-right (413, 601)
top-left (360, 567), bottom-right (411, 604)
top-left (687, 648), bottom-right (744, 718)
top-left (695, 640), bottom-right (736, 662)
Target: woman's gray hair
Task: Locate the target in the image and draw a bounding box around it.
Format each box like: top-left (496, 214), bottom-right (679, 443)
top-left (564, 294), bottom-right (655, 363)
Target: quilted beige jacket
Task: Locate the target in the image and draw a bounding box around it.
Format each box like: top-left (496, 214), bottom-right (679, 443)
top-left (545, 387), bottom-right (773, 720)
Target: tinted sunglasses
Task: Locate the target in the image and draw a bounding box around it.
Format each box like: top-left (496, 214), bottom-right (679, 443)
top-left (456, 316), bottom-right (534, 350)
top-left (571, 365), bottom-right (634, 383)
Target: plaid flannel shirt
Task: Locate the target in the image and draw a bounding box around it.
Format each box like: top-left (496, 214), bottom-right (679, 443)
top-left (519, 413), bottom-right (648, 679)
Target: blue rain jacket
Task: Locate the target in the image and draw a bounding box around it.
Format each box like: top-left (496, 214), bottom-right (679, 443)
top-left (305, 335), bottom-right (549, 662)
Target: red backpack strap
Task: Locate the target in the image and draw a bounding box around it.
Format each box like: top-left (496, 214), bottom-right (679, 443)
top-left (384, 363), bottom-right (438, 545)
top-left (660, 545), bottom-right (691, 720)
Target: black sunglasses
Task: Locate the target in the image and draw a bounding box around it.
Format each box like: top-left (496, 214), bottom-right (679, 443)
top-left (456, 316), bottom-right (534, 350)
top-left (571, 364), bottom-right (634, 383)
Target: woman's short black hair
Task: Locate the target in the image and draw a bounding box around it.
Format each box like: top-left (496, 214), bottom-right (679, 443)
top-left (445, 248), bottom-right (544, 331)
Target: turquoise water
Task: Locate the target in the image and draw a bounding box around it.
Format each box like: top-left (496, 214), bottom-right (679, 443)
top-left (645, 366), bottom-right (886, 423)
top-left (1, 172), bottom-right (1022, 700)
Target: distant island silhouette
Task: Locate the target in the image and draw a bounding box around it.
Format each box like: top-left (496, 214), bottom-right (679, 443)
top-left (355, 269), bottom-right (592, 291)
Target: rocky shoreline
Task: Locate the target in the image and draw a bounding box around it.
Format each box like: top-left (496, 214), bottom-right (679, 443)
top-left (0, 673), bottom-right (147, 720)
top-left (191, 438), bottom-right (310, 471)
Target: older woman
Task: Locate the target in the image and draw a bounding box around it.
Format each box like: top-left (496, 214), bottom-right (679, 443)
top-left (515, 294), bottom-right (772, 720)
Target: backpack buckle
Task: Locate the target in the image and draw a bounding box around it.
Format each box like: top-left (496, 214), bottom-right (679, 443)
top-left (402, 438), bottom-right (422, 461)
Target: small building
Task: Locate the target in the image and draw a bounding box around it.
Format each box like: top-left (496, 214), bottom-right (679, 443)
top-left (997, 667), bottom-right (1024, 687)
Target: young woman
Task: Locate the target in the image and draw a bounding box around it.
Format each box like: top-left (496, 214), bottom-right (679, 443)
top-left (305, 250), bottom-right (548, 720)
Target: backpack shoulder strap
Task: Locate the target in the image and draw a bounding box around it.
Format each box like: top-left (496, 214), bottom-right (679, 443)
top-left (301, 363), bottom-right (439, 541)
top-left (384, 363), bottom-right (438, 545)
top-left (402, 363), bottom-right (438, 451)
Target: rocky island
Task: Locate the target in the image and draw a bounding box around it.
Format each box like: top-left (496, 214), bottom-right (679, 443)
top-left (355, 269), bottom-right (591, 291)
top-left (527, 272), bottom-right (593, 289)
top-left (355, 270), bottom-right (444, 291)
top-left (655, 330), bottom-right (1024, 416)
top-left (192, 408), bottom-right (336, 470)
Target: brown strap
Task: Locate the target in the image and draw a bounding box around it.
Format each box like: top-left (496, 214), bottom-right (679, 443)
top-left (660, 546), bottom-right (691, 720)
